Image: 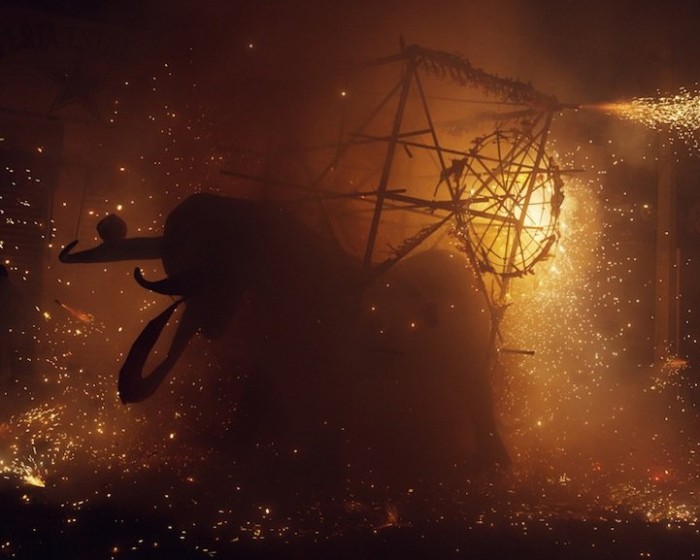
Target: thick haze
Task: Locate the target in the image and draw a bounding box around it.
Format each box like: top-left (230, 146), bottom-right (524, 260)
top-left (3, 0), bottom-right (700, 555)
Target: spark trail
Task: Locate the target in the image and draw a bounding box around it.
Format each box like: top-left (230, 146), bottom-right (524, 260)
top-left (587, 87), bottom-right (700, 149)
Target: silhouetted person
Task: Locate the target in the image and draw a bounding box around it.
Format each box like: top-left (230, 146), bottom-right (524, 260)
top-left (0, 265), bottom-right (37, 386)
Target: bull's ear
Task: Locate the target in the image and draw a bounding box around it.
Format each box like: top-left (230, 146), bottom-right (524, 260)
top-left (58, 237), bottom-right (165, 264)
top-left (118, 299), bottom-right (186, 403)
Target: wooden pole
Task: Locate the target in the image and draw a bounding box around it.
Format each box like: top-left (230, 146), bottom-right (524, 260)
top-left (363, 58), bottom-right (415, 268)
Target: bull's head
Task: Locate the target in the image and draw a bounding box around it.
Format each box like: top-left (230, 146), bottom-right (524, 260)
top-left (60, 194), bottom-right (263, 403)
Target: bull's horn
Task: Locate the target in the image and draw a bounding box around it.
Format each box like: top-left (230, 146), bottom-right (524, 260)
top-left (134, 267), bottom-right (196, 296)
top-left (59, 237), bottom-right (165, 264)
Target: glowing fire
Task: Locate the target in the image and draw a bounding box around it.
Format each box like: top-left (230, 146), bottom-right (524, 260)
top-left (468, 171), bottom-right (557, 268)
top-left (459, 130), bottom-right (562, 277)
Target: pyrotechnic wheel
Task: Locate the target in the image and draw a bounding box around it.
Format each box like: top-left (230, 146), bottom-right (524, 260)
top-left (454, 130), bottom-right (563, 277)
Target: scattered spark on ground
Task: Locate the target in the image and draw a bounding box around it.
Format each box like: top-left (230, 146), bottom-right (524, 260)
top-left (1, 172), bottom-right (698, 556)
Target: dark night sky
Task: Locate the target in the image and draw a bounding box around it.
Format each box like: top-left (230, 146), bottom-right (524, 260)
top-left (8, 0), bottom-right (700, 95)
top-left (4, 0), bottom-right (700, 139)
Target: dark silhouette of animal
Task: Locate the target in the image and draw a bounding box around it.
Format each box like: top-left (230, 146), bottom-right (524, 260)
top-left (60, 193), bottom-right (509, 489)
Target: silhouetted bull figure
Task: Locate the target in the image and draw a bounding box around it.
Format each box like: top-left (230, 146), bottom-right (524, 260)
top-left (60, 193), bottom-right (509, 476)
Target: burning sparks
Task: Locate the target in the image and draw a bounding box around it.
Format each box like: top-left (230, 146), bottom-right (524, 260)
top-left (22, 472), bottom-right (46, 488)
top-left (1, 34), bottom-right (700, 558)
top-left (490, 163), bottom-right (700, 532)
top-left (1, 172), bottom-right (694, 557)
top-left (0, 405), bottom-right (66, 488)
top-left (592, 87), bottom-right (700, 149)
